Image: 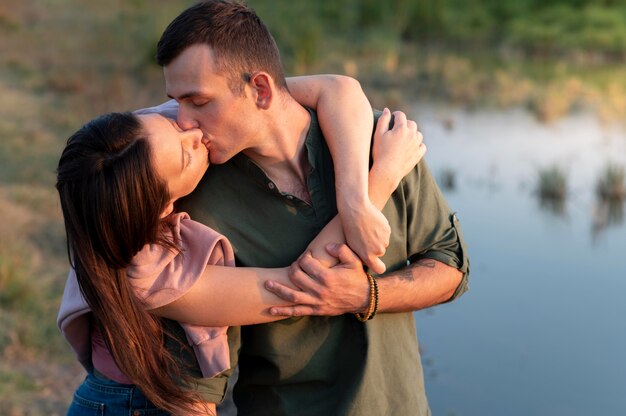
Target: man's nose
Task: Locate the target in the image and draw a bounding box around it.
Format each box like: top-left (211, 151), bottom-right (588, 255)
top-left (177, 106), bottom-right (199, 130)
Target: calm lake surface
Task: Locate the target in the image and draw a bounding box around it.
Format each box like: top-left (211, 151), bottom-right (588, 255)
top-left (412, 105), bottom-right (626, 416)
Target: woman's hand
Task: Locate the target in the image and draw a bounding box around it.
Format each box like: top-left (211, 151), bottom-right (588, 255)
top-left (338, 197), bottom-right (390, 274)
top-left (370, 108), bottom-right (426, 192)
top-left (338, 109), bottom-right (425, 274)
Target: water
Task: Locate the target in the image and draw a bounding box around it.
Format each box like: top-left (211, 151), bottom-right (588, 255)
top-left (412, 105), bottom-right (626, 416)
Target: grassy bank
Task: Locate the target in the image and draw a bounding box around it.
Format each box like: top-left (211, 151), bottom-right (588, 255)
top-left (251, 0), bottom-right (626, 124)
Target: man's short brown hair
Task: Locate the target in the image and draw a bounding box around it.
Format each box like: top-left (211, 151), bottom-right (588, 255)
top-left (157, 0), bottom-right (287, 94)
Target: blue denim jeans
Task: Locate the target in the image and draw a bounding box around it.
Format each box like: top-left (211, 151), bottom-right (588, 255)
top-left (67, 371), bottom-right (169, 416)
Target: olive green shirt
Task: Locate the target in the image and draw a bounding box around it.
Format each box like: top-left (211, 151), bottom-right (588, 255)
top-left (179, 109), bottom-right (469, 415)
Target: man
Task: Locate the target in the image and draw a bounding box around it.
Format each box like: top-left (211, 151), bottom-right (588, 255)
top-left (157, 1), bottom-right (469, 414)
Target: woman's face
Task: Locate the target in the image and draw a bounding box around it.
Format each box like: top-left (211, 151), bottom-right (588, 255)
top-left (139, 113), bottom-right (209, 214)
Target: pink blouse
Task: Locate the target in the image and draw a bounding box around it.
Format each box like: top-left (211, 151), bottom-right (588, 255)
top-left (57, 212), bottom-right (235, 383)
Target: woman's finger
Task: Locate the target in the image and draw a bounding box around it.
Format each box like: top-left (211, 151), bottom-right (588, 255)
top-left (375, 107), bottom-right (391, 137)
top-left (325, 243), bottom-right (362, 267)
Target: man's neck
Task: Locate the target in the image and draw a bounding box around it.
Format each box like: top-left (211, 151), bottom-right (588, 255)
top-left (243, 96), bottom-right (313, 202)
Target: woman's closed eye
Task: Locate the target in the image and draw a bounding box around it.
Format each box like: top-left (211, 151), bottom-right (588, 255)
top-left (181, 144), bottom-right (192, 172)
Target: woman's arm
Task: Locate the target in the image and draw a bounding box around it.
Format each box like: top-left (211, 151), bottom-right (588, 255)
top-left (287, 75), bottom-right (390, 274)
top-left (296, 110), bottom-right (425, 266)
top-left (152, 110), bottom-right (425, 327)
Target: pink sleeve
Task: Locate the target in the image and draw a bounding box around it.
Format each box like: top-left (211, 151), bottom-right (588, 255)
top-left (127, 212), bottom-right (235, 378)
top-left (57, 270), bottom-right (92, 371)
top-left (126, 212), bottom-right (235, 309)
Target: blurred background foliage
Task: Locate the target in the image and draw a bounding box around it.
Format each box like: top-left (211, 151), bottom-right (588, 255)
top-left (1, 0), bottom-right (626, 413)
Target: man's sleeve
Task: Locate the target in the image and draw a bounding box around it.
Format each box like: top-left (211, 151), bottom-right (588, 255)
top-left (403, 159), bottom-right (470, 302)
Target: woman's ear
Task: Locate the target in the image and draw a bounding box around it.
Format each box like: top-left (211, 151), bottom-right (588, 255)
top-left (249, 72), bottom-right (273, 110)
top-left (160, 201), bottom-right (175, 219)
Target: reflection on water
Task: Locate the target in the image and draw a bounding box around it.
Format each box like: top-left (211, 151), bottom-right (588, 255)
top-left (538, 194), bottom-right (567, 217)
top-left (437, 168), bottom-right (457, 192)
top-left (592, 198), bottom-right (625, 241)
top-left (411, 104), bottom-right (626, 416)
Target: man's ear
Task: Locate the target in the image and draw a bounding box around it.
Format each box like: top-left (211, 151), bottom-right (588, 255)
top-left (249, 72), bottom-right (273, 109)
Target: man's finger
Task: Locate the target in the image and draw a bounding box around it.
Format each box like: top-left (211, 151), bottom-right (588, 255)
top-left (269, 305), bottom-right (318, 317)
top-left (264, 280), bottom-right (318, 304)
top-left (297, 252), bottom-right (328, 280)
top-left (288, 262), bottom-right (305, 290)
top-left (288, 267), bottom-right (323, 295)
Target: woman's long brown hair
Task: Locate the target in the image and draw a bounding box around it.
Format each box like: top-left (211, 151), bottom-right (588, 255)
top-left (56, 112), bottom-right (207, 414)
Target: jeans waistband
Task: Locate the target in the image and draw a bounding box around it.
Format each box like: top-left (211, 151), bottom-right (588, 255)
top-left (85, 369), bottom-right (137, 396)
top-left (83, 371), bottom-right (155, 409)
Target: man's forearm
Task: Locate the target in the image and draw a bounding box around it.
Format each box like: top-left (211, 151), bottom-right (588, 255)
top-left (376, 259), bottom-right (463, 313)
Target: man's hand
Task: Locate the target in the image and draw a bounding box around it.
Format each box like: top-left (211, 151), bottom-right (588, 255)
top-left (265, 244), bottom-right (369, 316)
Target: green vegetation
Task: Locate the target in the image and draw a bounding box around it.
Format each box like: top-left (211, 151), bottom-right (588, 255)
top-left (536, 165), bottom-right (569, 216)
top-left (537, 165), bottom-right (568, 200)
top-left (438, 168), bottom-right (457, 191)
top-left (247, 0), bottom-right (626, 123)
top-left (255, 0), bottom-right (626, 60)
top-left (2, 0), bottom-right (626, 413)
top-left (597, 164), bottom-right (626, 200)
top-left (593, 164), bottom-right (625, 235)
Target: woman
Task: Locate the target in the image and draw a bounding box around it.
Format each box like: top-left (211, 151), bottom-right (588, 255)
top-left (56, 76), bottom-right (425, 415)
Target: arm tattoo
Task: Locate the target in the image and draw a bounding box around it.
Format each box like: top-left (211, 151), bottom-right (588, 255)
top-left (396, 259), bottom-right (436, 281)
top-left (415, 259), bottom-right (436, 268)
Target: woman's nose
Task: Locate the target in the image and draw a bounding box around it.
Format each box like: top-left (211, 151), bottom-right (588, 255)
top-left (184, 129), bottom-right (202, 149)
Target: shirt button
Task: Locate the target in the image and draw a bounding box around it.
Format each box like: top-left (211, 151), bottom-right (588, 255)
top-left (133, 411), bottom-right (140, 416)
top-left (268, 182), bottom-right (275, 190)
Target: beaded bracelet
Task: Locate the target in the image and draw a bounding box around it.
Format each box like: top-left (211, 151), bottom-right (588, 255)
top-left (354, 272), bottom-right (379, 322)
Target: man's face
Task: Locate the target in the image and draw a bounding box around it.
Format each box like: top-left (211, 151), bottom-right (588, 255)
top-left (164, 44), bottom-right (258, 165)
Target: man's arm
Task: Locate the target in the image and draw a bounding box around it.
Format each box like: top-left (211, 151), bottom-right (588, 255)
top-left (269, 249), bottom-right (462, 316)
top-left (376, 257), bottom-right (462, 312)
top-left (265, 194), bottom-right (467, 317)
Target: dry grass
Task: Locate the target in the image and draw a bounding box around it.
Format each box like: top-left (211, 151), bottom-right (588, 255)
top-left (0, 1), bottom-right (193, 412)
